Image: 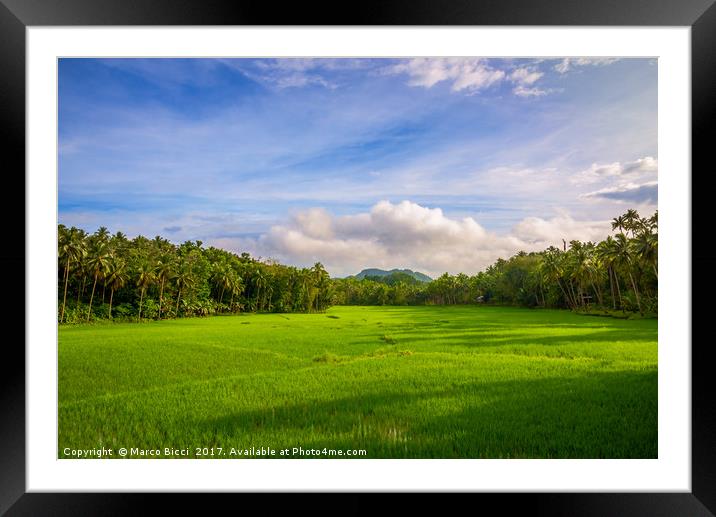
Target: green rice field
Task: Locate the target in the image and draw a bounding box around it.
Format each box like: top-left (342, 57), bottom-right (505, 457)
top-left (58, 306), bottom-right (658, 458)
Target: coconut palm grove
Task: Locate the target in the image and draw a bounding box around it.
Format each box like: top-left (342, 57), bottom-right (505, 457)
top-left (58, 208), bottom-right (657, 323)
top-left (58, 58), bottom-right (657, 458)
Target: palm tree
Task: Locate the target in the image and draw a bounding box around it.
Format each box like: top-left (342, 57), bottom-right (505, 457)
top-left (58, 227), bottom-right (86, 322)
top-left (75, 254), bottom-right (87, 304)
top-left (135, 262), bottom-right (156, 322)
top-left (597, 237), bottom-right (621, 309)
top-left (632, 231), bottom-right (658, 279)
top-left (94, 226), bottom-right (110, 244)
top-left (648, 210), bottom-right (658, 231)
top-left (613, 233), bottom-right (642, 314)
top-left (587, 245), bottom-right (604, 306)
top-left (297, 269), bottom-right (312, 311)
top-left (86, 244), bottom-right (111, 321)
top-left (173, 265), bottom-right (195, 317)
top-left (93, 226), bottom-right (111, 303)
top-left (311, 262), bottom-right (331, 311)
top-left (611, 215), bottom-right (627, 234)
top-left (111, 231), bottom-right (129, 249)
top-left (154, 257), bottom-right (174, 319)
top-left (263, 283), bottom-right (274, 312)
top-left (228, 273), bottom-right (243, 312)
top-left (254, 268), bottom-right (266, 311)
top-left (622, 209), bottom-right (641, 237)
top-left (105, 257), bottom-right (128, 319)
top-left (212, 263), bottom-right (233, 308)
top-left (535, 260), bottom-right (548, 307)
top-left (567, 240), bottom-right (589, 307)
top-left (542, 248), bottom-right (576, 310)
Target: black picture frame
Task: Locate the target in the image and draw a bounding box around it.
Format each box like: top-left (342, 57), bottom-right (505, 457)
top-left (1, 1), bottom-right (713, 514)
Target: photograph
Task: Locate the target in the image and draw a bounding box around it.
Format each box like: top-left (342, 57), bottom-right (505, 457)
top-left (57, 56), bottom-right (658, 460)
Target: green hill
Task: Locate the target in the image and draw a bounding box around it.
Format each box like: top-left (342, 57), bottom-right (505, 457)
top-left (354, 268), bottom-right (432, 283)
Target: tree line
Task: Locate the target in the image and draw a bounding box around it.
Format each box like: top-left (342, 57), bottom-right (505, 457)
top-left (58, 226), bottom-right (332, 323)
top-left (332, 209), bottom-right (657, 315)
top-left (58, 208), bottom-right (657, 323)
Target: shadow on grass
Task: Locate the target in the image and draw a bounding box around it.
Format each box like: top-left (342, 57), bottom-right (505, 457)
top-left (382, 327), bottom-right (656, 350)
top-left (197, 368), bottom-right (657, 459)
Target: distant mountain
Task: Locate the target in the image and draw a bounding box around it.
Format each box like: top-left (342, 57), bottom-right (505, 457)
top-left (354, 268), bottom-right (432, 283)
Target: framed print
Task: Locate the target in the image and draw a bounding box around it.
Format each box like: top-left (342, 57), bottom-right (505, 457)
top-left (2, 0), bottom-right (714, 514)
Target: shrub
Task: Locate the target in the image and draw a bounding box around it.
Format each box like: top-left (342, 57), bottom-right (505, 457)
top-left (113, 303), bottom-right (136, 320)
top-left (141, 298), bottom-right (159, 320)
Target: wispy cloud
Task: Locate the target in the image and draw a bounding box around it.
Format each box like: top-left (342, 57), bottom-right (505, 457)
top-left (219, 58), bottom-right (374, 90)
top-left (512, 85), bottom-right (549, 97)
top-left (554, 57), bottom-right (621, 74)
top-left (509, 67), bottom-right (543, 85)
top-left (386, 58), bottom-right (507, 93)
top-left (385, 58), bottom-right (578, 98)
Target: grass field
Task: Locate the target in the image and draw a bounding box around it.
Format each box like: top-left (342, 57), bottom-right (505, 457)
top-left (58, 306), bottom-right (657, 459)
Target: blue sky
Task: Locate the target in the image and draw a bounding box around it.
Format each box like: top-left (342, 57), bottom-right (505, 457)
top-left (58, 57), bottom-right (657, 276)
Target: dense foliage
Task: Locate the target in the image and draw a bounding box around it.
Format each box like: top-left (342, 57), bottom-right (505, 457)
top-left (332, 209), bottom-right (658, 314)
top-left (58, 209), bottom-right (657, 323)
top-left (58, 227), bottom-right (332, 323)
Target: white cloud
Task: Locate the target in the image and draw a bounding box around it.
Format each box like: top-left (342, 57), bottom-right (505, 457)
top-left (621, 156), bottom-right (658, 174)
top-left (244, 200), bottom-right (613, 277)
top-left (386, 59), bottom-right (560, 99)
top-left (274, 73), bottom-right (335, 89)
top-left (581, 181), bottom-right (658, 204)
top-left (513, 86), bottom-right (548, 97)
top-left (387, 58), bottom-right (506, 93)
top-left (292, 207), bottom-right (335, 239)
top-left (451, 67), bottom-right (505, 92)
top-left (221, 58), bottom-right (351, 90)
top-left (511, 212), bottom-right (612, 244)
top-left (508, 67), bottom-right (554, 97)
top-left (570, 157), bottom-right (658, 207)
top-left (509, 68), bottom-right (543, 85)
top-left (554, 57), bottom-right (620, 74)
top-left (573, 156), bottom-right (658, 184)
top-left (586, 162), bottom-right (623, 177)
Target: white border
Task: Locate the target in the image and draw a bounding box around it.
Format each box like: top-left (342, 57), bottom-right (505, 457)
top-left (27, 27), bottom-right (691, 492)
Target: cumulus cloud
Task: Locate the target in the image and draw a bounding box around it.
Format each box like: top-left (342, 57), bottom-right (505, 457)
top-left (511, 212), bottom-right (613, 244)
top-left (554, 57), bottom-right (620, 74)
top-left (249, 200), bottom-right (612, 277)
top-left (292, 207), bottom-right (335, 239)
